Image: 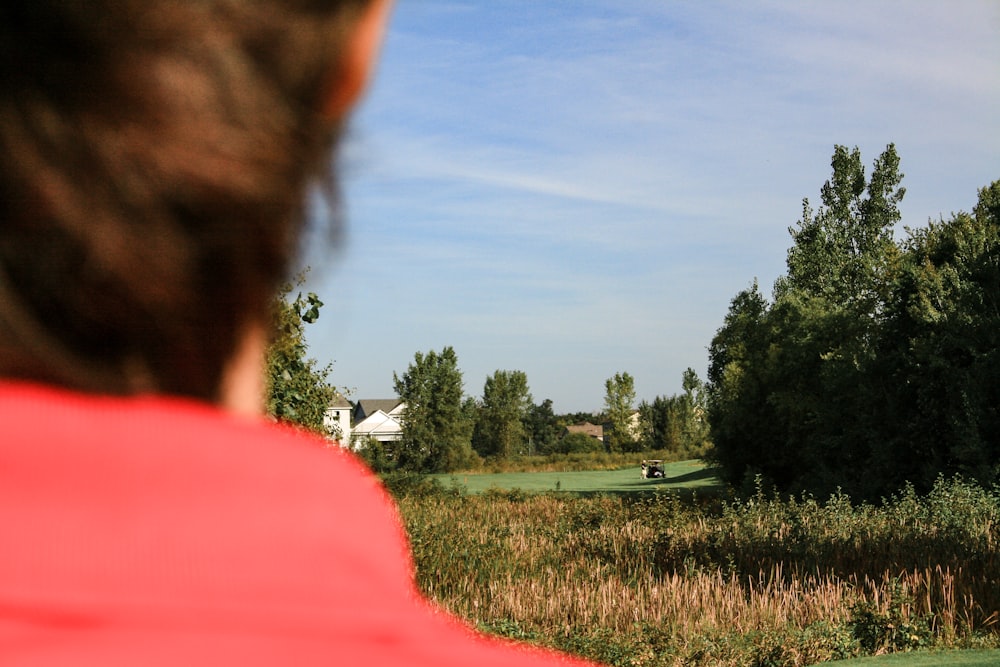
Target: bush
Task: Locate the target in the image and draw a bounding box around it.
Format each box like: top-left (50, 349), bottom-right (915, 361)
top-left (850, 579), bottom-right (932, 653)
top-left (378, 471), bottom-right (451, 499)
top-left (354, 436), bottom-right (395, 474)
top-left (559, 432), bottom-right (605, 454)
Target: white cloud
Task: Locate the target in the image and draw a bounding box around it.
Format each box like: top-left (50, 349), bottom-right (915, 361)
top-left (315, 0), bottom-right (1000, 411)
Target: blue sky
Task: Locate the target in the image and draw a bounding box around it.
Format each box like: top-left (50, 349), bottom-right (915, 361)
top-left (302, 0), bottom-right (1000, 414)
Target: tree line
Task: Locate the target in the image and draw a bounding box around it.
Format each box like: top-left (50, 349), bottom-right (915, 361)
top-left (349, 349), bottom-right (710, 474)
top-left (265, 145), bottom-right (998, 499)
top-left (259, 282), bottom-right (707, 471)
top-left (707, 144), bottom-right (999, 499)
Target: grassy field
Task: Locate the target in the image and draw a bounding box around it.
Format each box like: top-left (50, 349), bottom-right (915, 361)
top-left (431, 459), bottom-right (723, 495)
top-left (395, 475), bottom-right (1000, 666)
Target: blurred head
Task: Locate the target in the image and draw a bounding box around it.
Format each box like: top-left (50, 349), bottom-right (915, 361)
top-left (0, 0), bottom-right (388, 403)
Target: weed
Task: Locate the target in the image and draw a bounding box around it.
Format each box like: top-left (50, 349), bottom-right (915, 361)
top-left (396, 476), bottom-right (1000, 666)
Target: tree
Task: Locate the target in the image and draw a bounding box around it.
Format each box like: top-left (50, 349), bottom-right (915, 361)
top-left (679, 368), bottom-right (709, 447)
top-left (706, 280), bottom-right (783, 487)
top-left (561, 410), bottom-right (603, 427)
top-left (525, 399), bottom-right (561, 455)
top-left (639, 369), bottom-right (710, 457)
top-left (392, 346), bottom-right (477, 473)
top-left (559, 432), bottom-right (605, 454)
top-left (782, 143), bottom-right (904, 313)
top-left (708, 145), bottom-right (907, 496)
top-left (708, 145), bottom-right (1000, 498)
top-left (266, 279), bottom-right (337, 436)
top-left (603, 371), bottom-right (637, 453)
top-left (639, 395), bottom-right (674, 452)
top-left (472, 370), bottom-right (533, 458)
top-left (875, 180), bottom-right (1000, 490)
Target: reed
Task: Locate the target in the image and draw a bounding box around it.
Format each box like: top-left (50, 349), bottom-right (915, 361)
top-left (396, 477), bottom-right (1000, 666)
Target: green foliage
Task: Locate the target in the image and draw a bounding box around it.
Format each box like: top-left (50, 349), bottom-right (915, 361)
top-left (524, 399), bottom-right (561, 455)
top-left (561, 410), bottom-right (606, 426)
top-left (879, 182), bottom-right (1000, 488)
top-left (639, 368), bottom-right (711, 458)
top-left (706, 281), bottom-right (782, 486)
top-left (393, 346), bottom-right (478, 473)
top-left (850, 580), bottom-right (932, 655)
top-left (557, 431), bottom-right (606, 454)
top-left (265, 278), bottom-right (336, 435)
top-left (378, 470), bottom-right (453, 499)
top-left (708, 143), bottom-right (1000, 499)
top-left (477, 618), bottom-right (540, 643)
top-left (603, 371), bottom-right (638, 453)
top-left (782, 143), bottom-right (904, 312)
top-left (472, 369), bottom-right (533, 458)
top-left (354, 435), bottom-right (396, 474)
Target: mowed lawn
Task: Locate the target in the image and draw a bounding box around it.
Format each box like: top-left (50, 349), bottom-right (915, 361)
top-left (431, 459), bottom-right (722, 495)
top-left (822, 650), bottom-right (1000, 666)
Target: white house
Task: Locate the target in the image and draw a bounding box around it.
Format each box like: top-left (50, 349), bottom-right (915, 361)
top-left (323, 393), bottom-right (353, 446)
top-left (352, 399), bottom-right (405, 424)
top-left (350, 409), bottom-right (403, 447)
top-left (325, 397), bottom-right (405, 450)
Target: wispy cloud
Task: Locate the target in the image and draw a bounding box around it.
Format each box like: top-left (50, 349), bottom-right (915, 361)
top-left (313, 0), bottom-right (1000, 411)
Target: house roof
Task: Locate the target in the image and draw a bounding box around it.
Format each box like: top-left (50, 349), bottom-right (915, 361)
top-left (354, 410), bottom-right (401, 432)
top-left (353, 398), bottom-right (403, 422)
top-left (328, 393), bottom-right (352, 409)
top-left (565, 422), bottom-right (604, 439)
top-left (352, 410), bottom-right (403, 438)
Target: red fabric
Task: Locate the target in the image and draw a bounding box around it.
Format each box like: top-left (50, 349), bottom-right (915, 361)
top-left (0, 383), bottom-right (597, 666)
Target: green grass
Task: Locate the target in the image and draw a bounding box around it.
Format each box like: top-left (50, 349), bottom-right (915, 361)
top-left (822, 649), bottom-right (1000, 665)
top-left (431, 459), bottom-right (723, 495)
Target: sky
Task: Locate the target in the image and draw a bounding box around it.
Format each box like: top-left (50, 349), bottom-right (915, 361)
top-left (301, 0), bottom-right (1000, 414)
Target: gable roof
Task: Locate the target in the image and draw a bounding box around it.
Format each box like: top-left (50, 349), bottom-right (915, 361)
top-left (351, 410), bottom-right (403, 440)
top-left (353, 399), bottom-right (403, 423)
top-left (565, 422), bottom-right (604, 440)
top-left (328, 392), bottom-right (352, 409)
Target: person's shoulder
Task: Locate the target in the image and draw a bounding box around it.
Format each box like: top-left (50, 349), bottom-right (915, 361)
top-left (0, 379), bottom-right (394, 540)
top-left (0, 379), bottom-right (416, 602)
top-left (0, 381), bottom-right (602, 666)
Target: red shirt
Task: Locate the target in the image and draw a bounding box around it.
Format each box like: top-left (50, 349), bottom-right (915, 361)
top-left (0, 383), bottom-right (597, 666)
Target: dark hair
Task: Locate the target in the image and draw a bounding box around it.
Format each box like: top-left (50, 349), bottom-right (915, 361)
top-left (0, 0), bottom-right (368, 401)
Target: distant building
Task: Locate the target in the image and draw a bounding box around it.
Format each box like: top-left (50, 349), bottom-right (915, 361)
top-left (324, 397), bottom-right (405, 450)
top-left (564, 421), bottom-right (604, 442)
top-left (352, 399), bottom-right (404, 425)
top-left (323, 393), bottom-right (353, 446)
top-left (627, 410), bottom-right (641, 439)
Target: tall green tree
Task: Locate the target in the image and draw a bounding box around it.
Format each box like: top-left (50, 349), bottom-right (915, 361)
top-left (525, 399), bottom-right (561, 455)
top-left (603, 371), bottom-right (637, 453)
top-left (266, 280), bottom-right (336, 436)
top-left (706, 280), bottom-right (785, 485)
top-left (709, 145), bottom-right (906, 496)
top-left (640, 369), bottom-right (710, 457)
top-left (709, 145), bottom-right (1000, 498)
top-left (782, 143), bottom-right (904, 312)
top-left (392, 346), bottom-right (476, 473)
top-left (472, 370), bottom-right (532, 458)
top-left (875, 180), bottom-right (1000, 489)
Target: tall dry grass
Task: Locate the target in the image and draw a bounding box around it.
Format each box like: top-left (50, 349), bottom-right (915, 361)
top-left (396, 478), bottom-right (1000, 666)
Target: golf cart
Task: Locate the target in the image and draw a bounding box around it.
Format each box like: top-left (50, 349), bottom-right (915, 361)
top-left (641, 459), bottom-right (665, 479)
